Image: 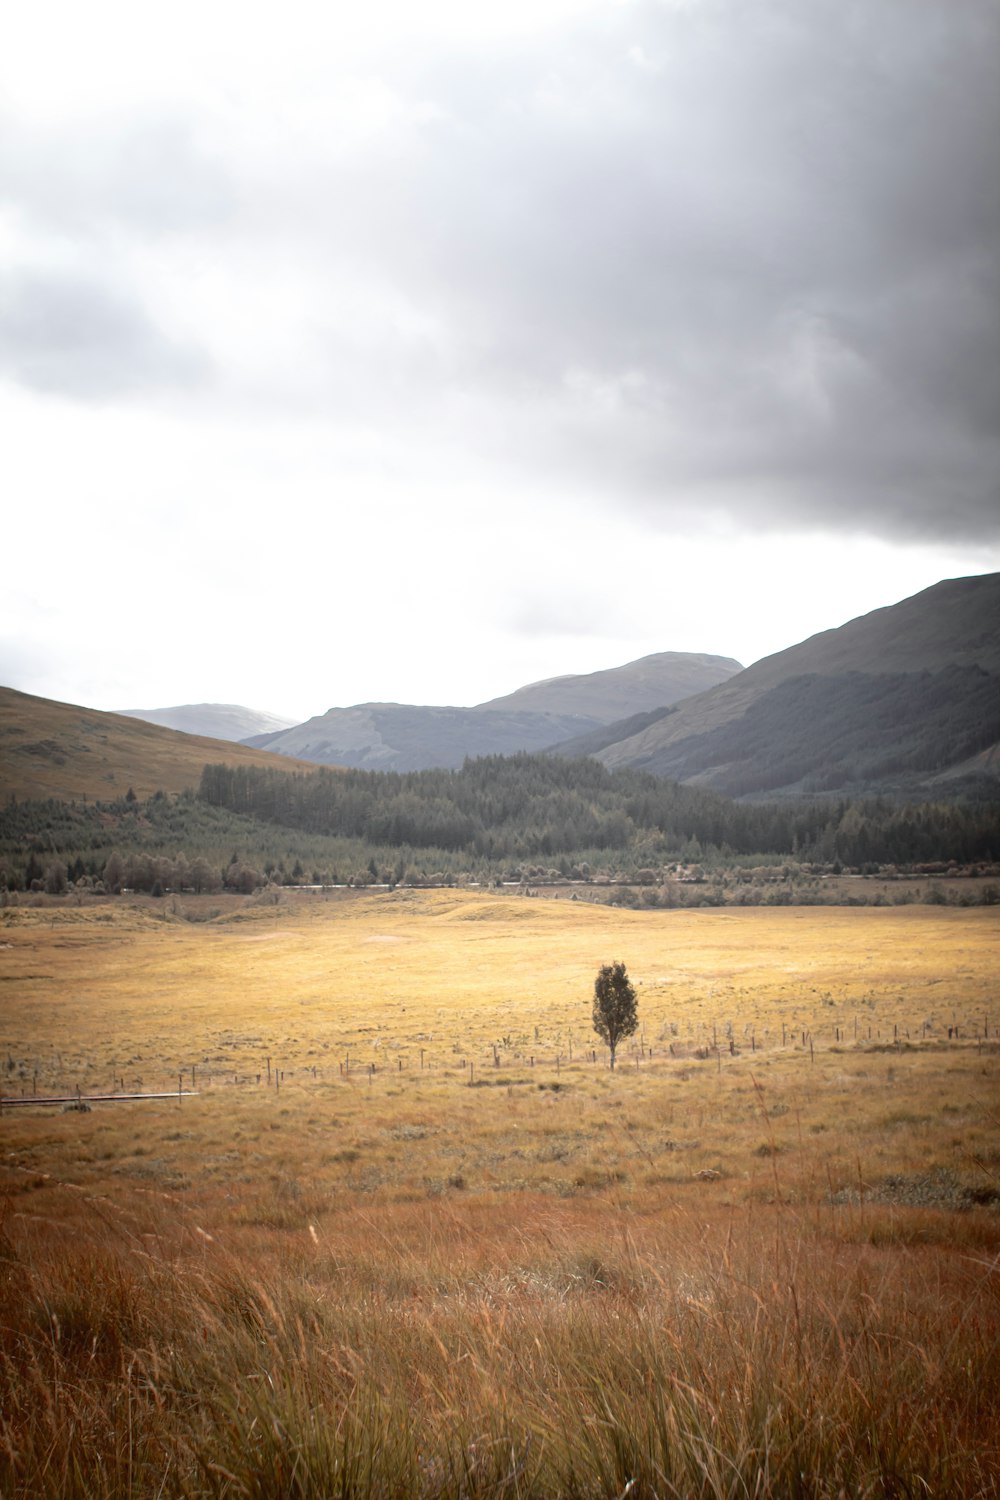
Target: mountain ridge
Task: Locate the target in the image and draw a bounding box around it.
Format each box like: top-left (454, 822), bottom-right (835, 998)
top-left (243, 651), bottom-right (744, 772)
top-left (475, 651), bottom-right (743, 719)
top-left (586, 574), bottom-right (1000, 797)
top-left (118, 704), bottom-right (296, 742)
top-left (4, 576), bottom-right (998, 803)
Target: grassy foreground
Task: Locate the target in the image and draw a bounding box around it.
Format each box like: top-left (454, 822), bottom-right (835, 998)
top-left (1, 892), bottom-right (998, 1496)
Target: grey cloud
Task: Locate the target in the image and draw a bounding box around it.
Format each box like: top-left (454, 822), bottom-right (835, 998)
top-left (4, 1), bottom-right (996, 542)
top-left (0, 269), bottom-right (209, 399)
top-left (302, 0), bottom-right (999, 541)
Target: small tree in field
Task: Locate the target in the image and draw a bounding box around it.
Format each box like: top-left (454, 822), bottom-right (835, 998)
top-left (592, 961), bottom-right (638, 1069)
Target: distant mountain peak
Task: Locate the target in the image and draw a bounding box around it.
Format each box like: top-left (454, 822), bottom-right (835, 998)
top-left (118, 704), bottom-right (297, 743)
top-left (241, 650), bottom-right (744, 772)
top-left (476, 651), bottom-right (744, 722)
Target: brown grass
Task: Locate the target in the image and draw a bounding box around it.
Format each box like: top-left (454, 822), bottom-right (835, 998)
top-left (1, 892), bottom-right (998, 1495)
top-left (0, 685), bottom-right (318, 800)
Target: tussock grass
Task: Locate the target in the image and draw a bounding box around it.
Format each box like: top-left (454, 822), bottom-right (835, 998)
top-left (0, 1188), bottom-right (997, 1497)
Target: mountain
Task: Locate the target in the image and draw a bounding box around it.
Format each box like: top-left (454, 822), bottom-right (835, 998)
top-left (583, 574), bottom-right (1000, 798)
top-left (476, 652), bottom-right (743, 719)
top-left (0, 686), bottom-right (317, 802)
top-left (241, 704), bottom-right (608, 772)
top-left (241, 651), bottom-right (743, 772)
top-left (118, 704), bottom-right (296, 742)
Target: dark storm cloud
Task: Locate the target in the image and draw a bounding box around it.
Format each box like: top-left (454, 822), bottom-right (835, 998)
top-left (323, 0), bottom-right (1000, 541)
top-left (0, 269), bottom-right (209, 398)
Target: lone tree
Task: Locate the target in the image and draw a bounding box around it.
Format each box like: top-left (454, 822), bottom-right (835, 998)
top-left (592, 961), bottom-right (638, 1069)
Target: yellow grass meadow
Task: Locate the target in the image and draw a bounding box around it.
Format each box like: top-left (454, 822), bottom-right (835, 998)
top-left (1, 891), bottom-right (998, 1497)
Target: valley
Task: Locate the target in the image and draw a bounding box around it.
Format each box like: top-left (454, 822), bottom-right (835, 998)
top-left (1, 573), bottom-right (999, 1496)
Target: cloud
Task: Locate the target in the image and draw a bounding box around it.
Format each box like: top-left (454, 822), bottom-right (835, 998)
top-left (360, 0), bottom-right (999, 542)
top-left (1, 0), bottom-right (997, 543)
top-left (0, 112), bottom-right (235, 240)
top-left (0, 268), bottom-right (210, 399)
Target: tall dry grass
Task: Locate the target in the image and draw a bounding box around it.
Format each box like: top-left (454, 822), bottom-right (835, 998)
top-left (1, 1180), bottom-right (997, 1498)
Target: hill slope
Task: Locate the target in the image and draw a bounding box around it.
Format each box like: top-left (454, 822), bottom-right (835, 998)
top-left (244, 651), bottom-right (743, 772)
top-left (0, 687), bottom-right (317, 802)
top-left (242, 704), bottom-right (607, 772)
top-left (476, 651), bottom-right (743, 719)
top-left (588, 574), bottom-right (1000, 797)
top-left (118, 704), bottom-right (296, 741)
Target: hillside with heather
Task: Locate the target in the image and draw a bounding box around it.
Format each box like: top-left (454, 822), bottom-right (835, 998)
top-left (0, 686), bottom-right (318, 802)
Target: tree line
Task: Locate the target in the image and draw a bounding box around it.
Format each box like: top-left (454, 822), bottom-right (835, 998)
top-left (197, 754), bottom-right (999, 868)
top-left (2, 754), bottom-right (997, 897)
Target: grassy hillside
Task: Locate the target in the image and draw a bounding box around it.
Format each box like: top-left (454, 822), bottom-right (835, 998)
top-left (477, 650), bottom-right (743, 719)
top-left (596, 574), bottom-right (1000, 794)
top-left (0, 686), bottom-right (319, 802)
top-left (243, 703), bottom-right (606, 770)
top-left (629, 666), bottom-right (1000, 797)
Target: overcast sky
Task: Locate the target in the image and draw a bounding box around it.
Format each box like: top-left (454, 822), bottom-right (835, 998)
top-left (2, 0), bottom-right (998, 722)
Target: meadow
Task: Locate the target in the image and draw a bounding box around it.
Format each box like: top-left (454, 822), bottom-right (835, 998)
top-left (1, 891), bottom-right (998, 1497)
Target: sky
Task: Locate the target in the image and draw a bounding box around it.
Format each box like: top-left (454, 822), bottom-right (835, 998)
top-left (2, 0), bottom-right (998, 723)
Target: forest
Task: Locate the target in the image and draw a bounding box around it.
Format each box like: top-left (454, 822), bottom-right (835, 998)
top-left (2, 752), bottom-right (996, 898)
top-left (197, 753), bottom-right (1000, 866)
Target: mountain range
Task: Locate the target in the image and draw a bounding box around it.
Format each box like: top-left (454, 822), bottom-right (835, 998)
top-left (2, 574), bottom-right (997, 804)
top-left (238, 652), bottom-right (743, 772)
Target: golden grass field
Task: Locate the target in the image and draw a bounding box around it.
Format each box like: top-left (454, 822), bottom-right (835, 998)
top-left (1, 891), bottom-right (998, 1497)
